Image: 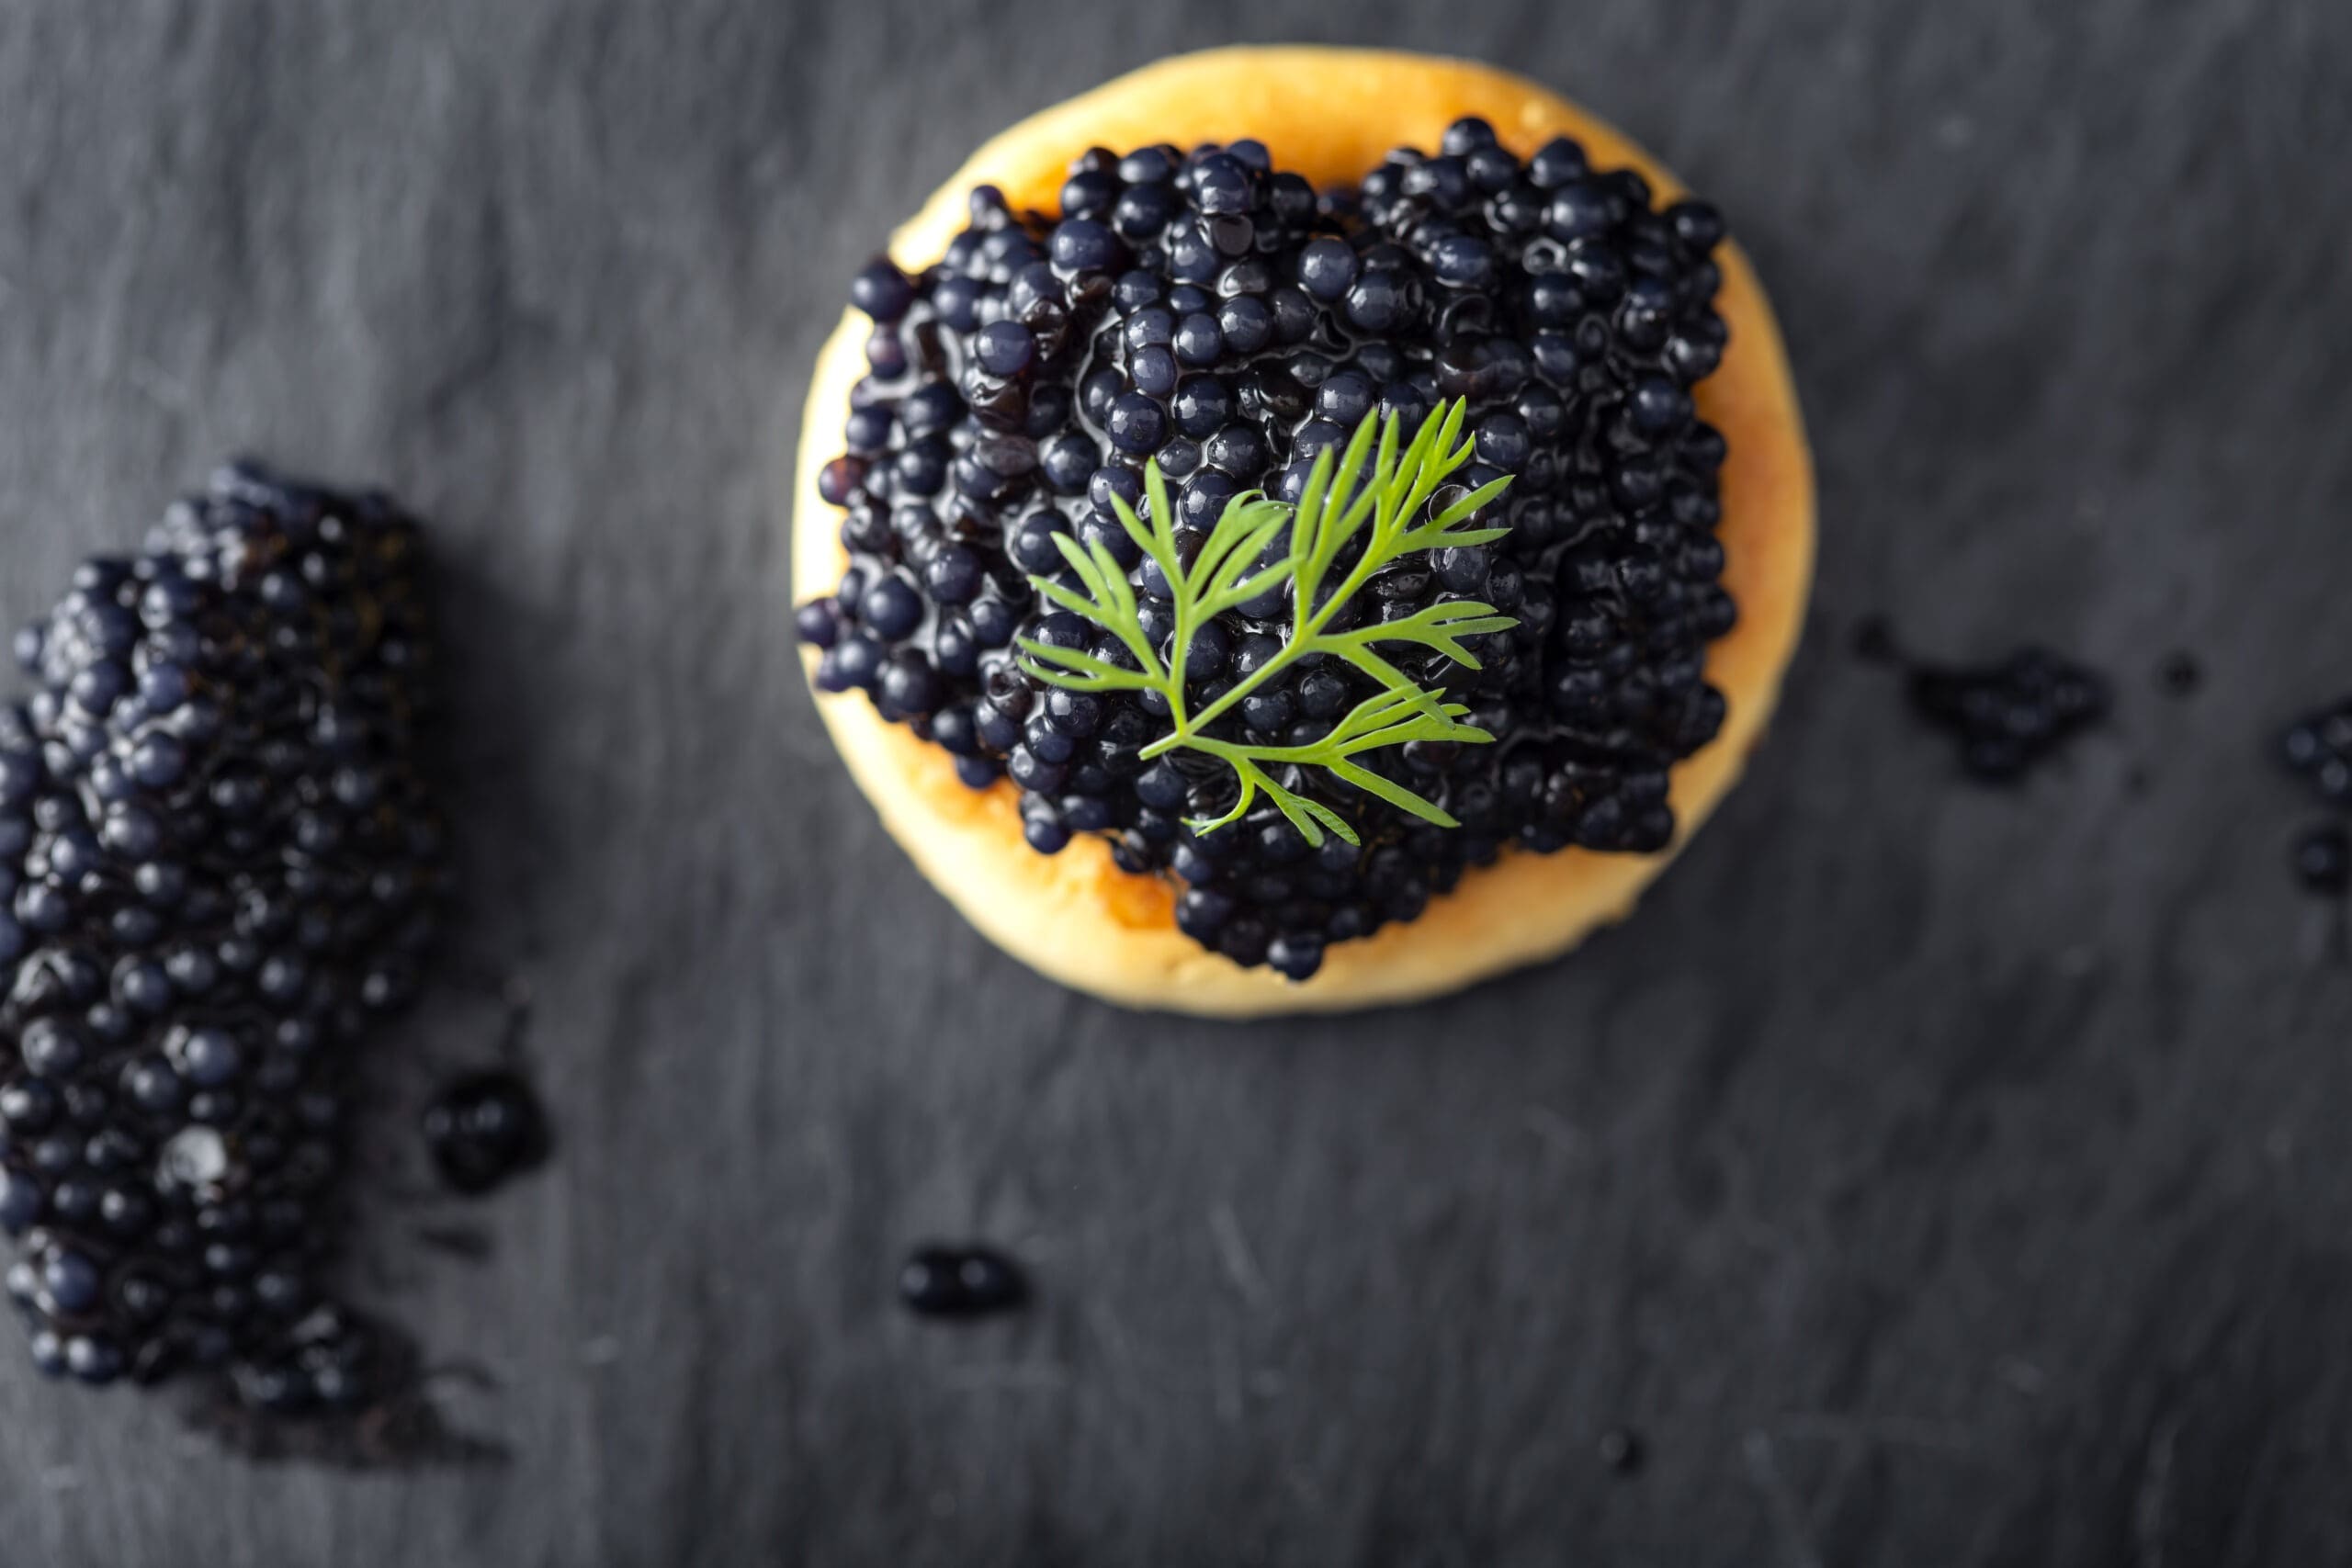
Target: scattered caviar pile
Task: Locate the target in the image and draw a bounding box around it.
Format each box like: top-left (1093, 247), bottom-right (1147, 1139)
top-left (2280, 702), bottom-right (2352, 897)
top-left (421, 1070), bottom-right (547, 1196)
top-left (898, 1244), bottom-right (1025, 1318)
top-left (1905, 648), bottom-right (2110, 783)
top-left (0, 463), bottom-right (444, 1412)
top-left (1857, 620), bottom-right (2110, 783)
top-left (798, 121), bottom-right (1738, 979)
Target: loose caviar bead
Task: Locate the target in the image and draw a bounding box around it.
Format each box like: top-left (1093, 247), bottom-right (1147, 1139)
top-left (1344, 272), bottom-right (1410, 332)
top-left (1545, 183), bottom-right (1612, 240)
top-left (1049, 219), bottom-right (1121, 273)
top-left (1629, 377), bottom-right (1691, 434)
top-left (1117, 146), bottom-right (1176, 184)
top-left (1088, 466), bottom-right (1143, 515)
top-left (2293, 823), bottom-right (2350, 895)
top-left (973, 321), bottom-right (1035, 377)
top-left (1105, 395), bottom-right (1167, 455)
top-left (421, 1072), bottom-right (548, 1195)
top-left (816, 457), bottom-right (865, 507)
top-left (1191, 153), bottom-right (1252, 214)
top-left (1218, 296), bottom-right (1272, 353)
top-left (1061, 169), bottom-right (1115, 219)
top-left (1666, 200), bottom-right (1724, 251)
top-left (923, 545), bottom-right (984, 605)
top-left (1431, 235), bottom-right (1496, 288)
top-left (1111, 270), bottom-right (1161, 312)
top-left (934, 275), bottom-right (981, 332)
top-left (1125, 307), bottom-right (1176, 350)
top-left (1171, 377), bottom-right (1233, 436)
top-left (1296, 237), bottom-right (1358, 301)
top-left (1173, 313), bottom-right (1224, 365)
top-left (899, 1245), bottom-right (1026, 1317)
top-left (1130, 346), bottom-right (1178, 397)
top-left (877, 654), bottom-right (942, 716)
top-left (859, 575), bottom-right (922, 640)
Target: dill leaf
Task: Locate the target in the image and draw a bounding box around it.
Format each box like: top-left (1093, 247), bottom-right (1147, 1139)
top-left (1016, 398), bottom-right (1516, 849)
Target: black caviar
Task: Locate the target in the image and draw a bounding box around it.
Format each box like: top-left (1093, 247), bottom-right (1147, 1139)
top-left (1598, 1425), bottom-right (1645, 1474)
top-left (1851, 615), bottom-right (1898, 665)
top-left (899, 1244), bottom-right (1026, 1318)
top-left (0, 462), bottom-right (443, 1411)
top-left (1856, 619), bottom-right (2109, 783)
top-left (2280, 700), bottom-right (2352, 807)
top-left (421, 1070), bottom-right (547, 1196)
top-left (2292, 822), bottom-right (2350, 896)
top-left (2278, 702), bottom-right (2352, 901)
top-left (1903, 647), bottom-right (2109, 782)
top-left (800, 121), bottom-right (1738, 978)
top-left (2156, 649), bottom-right (2200, 697)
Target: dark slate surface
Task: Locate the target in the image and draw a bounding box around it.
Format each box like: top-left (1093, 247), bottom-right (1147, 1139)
top-left (0, 1), bottom-right (2347, 1562)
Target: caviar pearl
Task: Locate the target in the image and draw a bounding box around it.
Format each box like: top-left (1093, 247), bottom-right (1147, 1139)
top-left (1173, 313), bottom-right (1224, 366)
top-left (1218, 296), bottom-right (1272, 354)
top-left (923, 545), bottom-right (984, 605)
top-left (421, 1071), bottom-right (549, 1195)
top-left (127, 732), bottom-right (187, 789)
top-left (2294, 823), bottom-right (2350, 895)
top-left (900, 1246), bottom-right (1027, 1317)
top-left (859, 575), bottom-right (922, 641)
top-left (1629, 377), bottom-right (1691, 434)
top-left (1297, 237), bottom-right (1358, 301)
top-left (1105, 395), bottom-right (1168, 455)
top-left (1431, 234), bottom-right (1496, 288)
top-left (1049, 219), bottom-right (1121, 273)
top-left (850, 258), bottom-right (915, 322)
top-left (1343, 273), bottom-right (1411, 333)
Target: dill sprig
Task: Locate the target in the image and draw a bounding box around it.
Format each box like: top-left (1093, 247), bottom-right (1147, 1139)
top-left (1015, 399), bottom-right (1518, 848)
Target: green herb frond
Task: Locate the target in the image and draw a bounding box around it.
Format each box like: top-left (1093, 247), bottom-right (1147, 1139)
top-left (1016, 398), bottom-right (1516, 849)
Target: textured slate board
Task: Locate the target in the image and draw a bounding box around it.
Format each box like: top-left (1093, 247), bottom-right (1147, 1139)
top-left (0, 0), bottom-right (2347, 1562)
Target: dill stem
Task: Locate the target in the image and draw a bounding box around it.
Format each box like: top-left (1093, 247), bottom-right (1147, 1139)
top-left (1137, 545), bottom-right (1383, 761)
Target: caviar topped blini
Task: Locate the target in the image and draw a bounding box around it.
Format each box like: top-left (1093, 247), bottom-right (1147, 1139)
top-left (794, 48), bottom-right (1815, 1014)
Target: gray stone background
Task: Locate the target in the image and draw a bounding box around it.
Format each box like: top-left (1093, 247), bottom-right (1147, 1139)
top-left (0, 0), bottom-right (2346, 1562)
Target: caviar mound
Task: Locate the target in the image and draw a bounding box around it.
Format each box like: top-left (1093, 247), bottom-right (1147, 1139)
top-left (422, 1069), bottom-right (548, 1196)
top-left (792, 47), bottom-right (1815, 1014)
top-left (0, 464), bottom-right (446, 1410)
